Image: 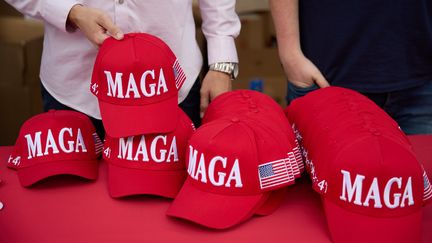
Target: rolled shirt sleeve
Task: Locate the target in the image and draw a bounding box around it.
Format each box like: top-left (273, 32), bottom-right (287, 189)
top-left (5, 0), bottom-right (82, 32)
top-left (199, 0), bottom-right (240, 65)
top-left (41, 0), bottom-right (83, 32)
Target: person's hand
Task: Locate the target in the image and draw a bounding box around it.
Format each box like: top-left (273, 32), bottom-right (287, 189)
top-left (67, 4), bottom-right (124, 46)
top-left (281, 52), bottom-right (330, 88)
top-left (200, 70), bottom-right (232, 118)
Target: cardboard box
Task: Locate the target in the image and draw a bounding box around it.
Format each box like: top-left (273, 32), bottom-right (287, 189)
top-left (236, 13), bottom-right (265, 49)
top-left (0, 17), bottom-right (44, 145)
top-left (0, 1), bottom-right (22, 17)
top-left (236, 0), bottom-right (269, 14)
top-left (261, 11), bottom-right (277, 47)
top-left (235, 48), bottom-right (287, 106)
top-left (237, 48), bottom-right (284, 77)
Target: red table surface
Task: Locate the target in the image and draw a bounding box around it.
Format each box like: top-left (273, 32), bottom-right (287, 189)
top-left (0, 135), bottom-right (431, 243)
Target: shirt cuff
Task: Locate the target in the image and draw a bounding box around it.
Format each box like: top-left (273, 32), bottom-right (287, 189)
top-left (42, 1), bottom-right (82, 32)
top-left (206, 36), bottom-right (239, 65)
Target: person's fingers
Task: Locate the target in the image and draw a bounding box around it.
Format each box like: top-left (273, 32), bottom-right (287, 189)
top-left (98, 14), bottom-right (124, 40)
top-left (290, 80), bottom-right (315, 88)
top-left (314, 72), bottom-right (330, 88)
top-left (200, 90), bottom-right (210, 118)
top-left (94, 32), bottom-right (110, 46)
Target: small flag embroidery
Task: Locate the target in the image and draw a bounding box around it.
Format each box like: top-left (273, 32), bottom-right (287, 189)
top-left (93, 133), bottom-right (103, 156)
top-left (424, 171), bottom-right (432, 201)
top-left (258, 159), bottom-right (293, 189)
top-left (173, 59), bottom-right (186, 89)
top-left (286, 152), bottom-right (300, 177)
top-left (293, 140), bottom-right (305, 172)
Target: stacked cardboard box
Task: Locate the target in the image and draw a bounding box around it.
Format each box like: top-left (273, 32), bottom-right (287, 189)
top-left (0, 17), bottom-right (44, 145)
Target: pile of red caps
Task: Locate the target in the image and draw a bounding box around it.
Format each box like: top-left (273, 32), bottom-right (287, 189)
top-left (167, 90), bottom-right (304, 229)
top-left (287, 87), bottom-right (432, 243)
top-left (90, 33), bottom-right (195, 198)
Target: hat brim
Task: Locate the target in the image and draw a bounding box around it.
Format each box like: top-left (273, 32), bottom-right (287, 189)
top-left (99, 95), bottom-right (179, 137)
top-left (255, 187), bottom-right (288, 216)
top-left (166, 178), bottom-right (270, 229)
top-left (323, 198), bottom-right (422, 243)
top-left (107, 163), bottom-right (187, 198)
top-left (17, 160), bottom-right (99, 187)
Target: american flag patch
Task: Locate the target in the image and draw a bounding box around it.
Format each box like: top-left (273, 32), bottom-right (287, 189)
top-left (285, 152), bottom-right (300, 177)
top-left (173, 59), bottom-right (186, 89)
top-left (93, 133), bottom-right (103, 156)
top-left (423, 171), bottom-right (432, 201)
top-left (258, 159), bottom-right (293, 190)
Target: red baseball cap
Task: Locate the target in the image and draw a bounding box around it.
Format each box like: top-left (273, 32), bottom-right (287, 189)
top-left (204, 90), bottom-right (304, 176)
top-left (7, 110), bottom-right (102, 187)
top-left (167, 117), bottom-right (296, 229)
top-left (91, 33), bottom-right (186, 137)
top-left (288, 87), bottom-right (432, 243)
top-left (102, 108), bottom-right (195, 198)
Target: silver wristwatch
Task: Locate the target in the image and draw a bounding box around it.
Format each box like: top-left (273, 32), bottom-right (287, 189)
top-left (209, 62), bottom-right (239, 80)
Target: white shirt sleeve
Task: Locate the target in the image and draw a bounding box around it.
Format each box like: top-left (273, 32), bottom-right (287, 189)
top-left (198, 0), bottom-right (240, 65)
top-left (4, 0), bottom-right (82, 32)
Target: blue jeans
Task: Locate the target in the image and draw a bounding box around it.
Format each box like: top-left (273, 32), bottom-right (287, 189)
top-left (286, 81), bottom-right (432, 135)
top-left (41, 79), bottom-right (202, 139)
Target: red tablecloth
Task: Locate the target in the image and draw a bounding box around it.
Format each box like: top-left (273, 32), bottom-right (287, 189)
top-left (0, 136), bottom-right (431, 243)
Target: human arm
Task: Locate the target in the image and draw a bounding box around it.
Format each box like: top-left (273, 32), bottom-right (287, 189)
top-left (269, 0), bottom-right (329, 88)
top-left (198, 0), bottom-right (240, 117)
top-left (200, 70), bottom-right (232, 117)
top-left (4, 0), bottom-right (123, 46)
top-left (5, 0), bottom-right (80, 32)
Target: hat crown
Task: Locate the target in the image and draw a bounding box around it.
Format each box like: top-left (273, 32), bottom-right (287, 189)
top-left (8, 110), bottom-right (101, 186)
top-left (9, 110), bottom-right (99, 168)
top-left (103, 109), bottom-right (194, 170)
top-left (91, 33), bottom-right (180, 105)
top-left (186, 117), bottom-right (296, 195)
top-left (186, 121), bottom-right (254, 194)
top-left (90, 33), bottom-right (184, 137)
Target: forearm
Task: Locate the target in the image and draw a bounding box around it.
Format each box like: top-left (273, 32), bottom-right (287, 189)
top-left (269, 0), bottom-right (303, 63)
top-left (270, 0), bottom-right (329, 88)
top-left (199, 0), bottom-right (240, 64)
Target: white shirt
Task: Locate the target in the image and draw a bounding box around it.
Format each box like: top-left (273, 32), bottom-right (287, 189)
top-left (5, 0), bottom-right (240, 119)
